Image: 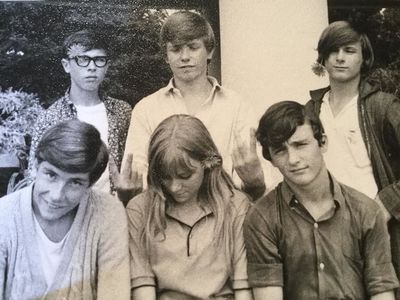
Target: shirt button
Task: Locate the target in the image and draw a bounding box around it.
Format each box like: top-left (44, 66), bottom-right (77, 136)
top-left (314, 223), bottom-right (318, 229)
top-left (319, 263), bottom-right (325, 270)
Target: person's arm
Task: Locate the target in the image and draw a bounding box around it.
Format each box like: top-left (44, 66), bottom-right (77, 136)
top-left (371, 291), bottom-right (395, 300)
top-left (0, 228), bottom-right (7, 300)
top-left (132, 286), bottom-right (156, 300)
top-left (232, 128), bottom-right (266, 200)
top-left (122, 101), bottom-right (152, 188)
top-left (243, 198), bottom-right (284, 299)
top-left (377, 97), bottom-right (400, 221)
top-left (363, 204), bottom-right (399, 296)
top-left (234, 289), bottom-right (253, 300)
top-left (97, 198), bottom-right (130, 300)
top-left (126, 196), bottom-right (156, 294)
top-left (109, 154), bottom-right (143, 205)
top-left (253, 287), bottom-right (283, 300)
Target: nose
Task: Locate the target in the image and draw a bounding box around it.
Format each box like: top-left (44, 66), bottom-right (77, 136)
top-left (87, 59), bottom-right (97, 70)
top-left (180, 47), bottom-right (190, 61)
top-left (336, 49), bottom-right (345, 62)
top-left (48, 181), bottom-right (64, 202)
top-left (287, 148), bottom-right (300, 166)
top-left (169, 179), bottom-right (182, 193)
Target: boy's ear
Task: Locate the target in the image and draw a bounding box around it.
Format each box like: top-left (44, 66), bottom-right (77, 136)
top-left (61, 58), bottom-right (71, 73)
top-left (320, 134), bottom-right (328, 153)
top-left (207, 48), bottom-right (214, 61)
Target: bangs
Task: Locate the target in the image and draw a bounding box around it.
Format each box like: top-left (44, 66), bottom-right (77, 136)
top-left (157, 147), bottom-right (197, 180)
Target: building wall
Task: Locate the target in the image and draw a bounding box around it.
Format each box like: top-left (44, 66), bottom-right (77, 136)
top-left (219, 0), bottom-right (329, 118)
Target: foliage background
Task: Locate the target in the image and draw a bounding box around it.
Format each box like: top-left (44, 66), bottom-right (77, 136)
top-left (329, 5), bottom-right (400, 96)
top-left (0, 1), bottom-right (172, 108)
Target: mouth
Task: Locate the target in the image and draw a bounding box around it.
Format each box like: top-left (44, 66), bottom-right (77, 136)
top-left (85, 76), bottom-right (98, 80)
top-left (179, 65), bottom-right (195, 69)
top-left (44, 200), bottom-right (64, 210)
top-left (289, 167), bottom-right (308, 174)
top-left (333, 66), bottom-right (348, 70)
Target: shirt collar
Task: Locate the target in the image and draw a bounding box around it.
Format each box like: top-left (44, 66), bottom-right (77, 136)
top-left (163, 76), bottom-right (221, 96)
top-left (281, 172), bottom-right (345, 209)
top-left (165, 202), bottom-right (213, 225)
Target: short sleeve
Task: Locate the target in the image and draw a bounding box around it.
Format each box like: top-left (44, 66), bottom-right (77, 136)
top-left (243, 203), bottom-right (283, 287)
top-left (126, 194), bottom-right (156, 289)
top-left (363, 207), bottom-right (399, 295)
top-left (231, 195), bottom-right (250, 290)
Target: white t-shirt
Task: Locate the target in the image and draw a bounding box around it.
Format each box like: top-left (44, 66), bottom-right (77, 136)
top-left (75, 102), bottom-right (110, 193)
top-left (320, 91), bottom-right (378, 198)
top-left (33, 213), bottom-right (70, 290)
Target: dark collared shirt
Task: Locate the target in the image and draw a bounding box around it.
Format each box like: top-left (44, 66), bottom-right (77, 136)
top-left (244, 176), bottom-right (398, 300)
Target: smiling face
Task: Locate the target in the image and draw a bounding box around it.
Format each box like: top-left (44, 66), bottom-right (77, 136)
top-left (161, 157), bottom-right (205, 205)
top-left (166, 38), bottom-right (213, 85)
top-left (62, 48), bottom-right (108, 93)
top-left (324, 41), bottom-right (363, 84)
top-left (32, 161), bottom-right (91, 222)
top-left (269, 123), bottom-right (327, 188)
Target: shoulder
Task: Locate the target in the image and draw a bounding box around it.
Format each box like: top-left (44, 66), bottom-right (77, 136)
top-left (126, 192), bottom-right (149, 215)
top-left (88, 190), bottom-right (127, 227)
top-left (339, 183), bottom-right (380, 218)
top-left (215, 84), bottom-right (246, 105)
top-left (0, 187), bottom-right (27, 227)
top-left (245, 187), bottom-right (280, 226)
top-left (228, 189), bottom-right (251, 215)
top-left (133, 86), bottom-right (169, 111)
top-left (104, 96), bottom-right (132, 112)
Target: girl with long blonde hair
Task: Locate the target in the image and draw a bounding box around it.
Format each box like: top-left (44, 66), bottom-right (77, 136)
top-left (127, 114), bottom-right (252, 300)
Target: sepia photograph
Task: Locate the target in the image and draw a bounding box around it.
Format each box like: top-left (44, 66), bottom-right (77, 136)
top-left (1, 0), bottom-right (400, 299)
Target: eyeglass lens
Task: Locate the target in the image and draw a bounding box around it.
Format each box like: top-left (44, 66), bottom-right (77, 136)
top-left (74, 56), bottom-right (108, 67)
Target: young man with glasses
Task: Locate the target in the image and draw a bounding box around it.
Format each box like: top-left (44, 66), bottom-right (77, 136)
top-left (28, 30), bottom-right (132, 195)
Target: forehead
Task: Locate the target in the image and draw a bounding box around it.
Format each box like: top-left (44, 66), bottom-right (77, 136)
top-left (167, 38), bottom-right (205, 48)
top-left (286, 124), bottom-right (315, 144)
top-left (81, 49), bottom-right (107, 57)
top-left (38, 161), bottom-right (90, 182)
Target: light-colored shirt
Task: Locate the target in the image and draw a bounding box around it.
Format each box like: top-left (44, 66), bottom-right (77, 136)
top-left (320, 92), bottom-right (378, 198)
top-left (76, 102), bottom-right (111, 193)
top-left (0, 184), bottom-right (130, 300)
top-left (33, 213), bottom-right (70, 290)
top-left (127, 190), bottom-right (250, 299)
top-left (123, 77), bottom-right (279, 189)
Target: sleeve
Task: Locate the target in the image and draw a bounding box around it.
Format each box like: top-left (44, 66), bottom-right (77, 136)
top-left (96, 200), bottom-right (131, 300)
top-left (0, 224), bottom-right (7, 300)
top-left (378, 97), bottom-right (400, 220)
top-left (243, 203), bottom-right (283, 288)
top-left (231, 198), bottom-right (250, 290)
top-left (26, 110), bottom-right (49, 178)
top-left (363, 207), bottom-right (399, 295)
top-left (126, 197), bottom-right (156, 289)
top-left (122, 101), bottom-right (151, 182)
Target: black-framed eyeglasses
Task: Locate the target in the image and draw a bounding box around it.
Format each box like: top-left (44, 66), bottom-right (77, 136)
top-left (70, 55), bottom-right (109, 67)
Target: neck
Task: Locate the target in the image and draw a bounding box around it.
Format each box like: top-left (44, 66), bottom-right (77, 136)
top-left (286, 166), bottom-right (332, 204)
top-left (330, 76), bottom-right (360, 99)
top-left (69, 83), bottom-right (101, 106)
top-left (174, 75), bottom-right (212, 99)
top-left (328, 76), bottom-right (360, 116)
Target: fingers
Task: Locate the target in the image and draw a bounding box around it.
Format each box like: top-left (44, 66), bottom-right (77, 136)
top-left (121, 153), bottom-right (133, 179)
top-left (249, 128), bottom-right (257, 153)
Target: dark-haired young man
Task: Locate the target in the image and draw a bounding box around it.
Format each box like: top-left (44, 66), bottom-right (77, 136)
top-left (244, 101), bottom-right (398, 300)
top-left (306, 21), bottom-right (400, 285)
top-left (28, 30), bottom-right (132, 195)
top-left (0, 120), bottom-right (130, 299)
top-left (123, 10), bottom-right (271, 201)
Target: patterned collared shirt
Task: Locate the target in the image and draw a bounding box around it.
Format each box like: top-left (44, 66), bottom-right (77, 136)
top-left (28, 91), bottom-right (132, 192)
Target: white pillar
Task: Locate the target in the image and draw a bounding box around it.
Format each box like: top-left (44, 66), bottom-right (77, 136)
top-left (219, 0), bottom-right (329, 117)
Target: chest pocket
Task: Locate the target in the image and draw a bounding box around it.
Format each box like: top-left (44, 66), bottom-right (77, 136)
top-left (343, 122), bottom-right (371, 168)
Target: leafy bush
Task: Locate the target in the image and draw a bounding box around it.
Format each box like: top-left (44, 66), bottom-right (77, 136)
top-left (0, 88), bottom-right (44, 155)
